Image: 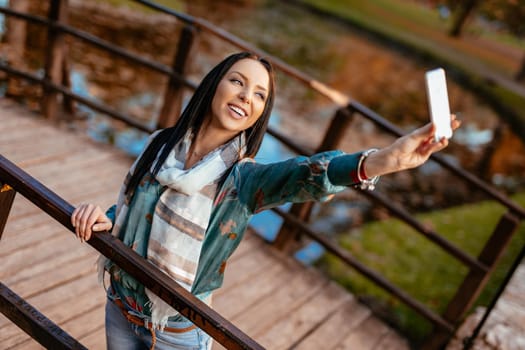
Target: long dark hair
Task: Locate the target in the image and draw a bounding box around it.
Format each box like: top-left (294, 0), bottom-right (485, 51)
top-left (125, 52), bottom-right (276, 196)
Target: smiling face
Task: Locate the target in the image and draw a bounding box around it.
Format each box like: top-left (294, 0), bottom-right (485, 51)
top-left (208, 58), bottom-right (270, 139)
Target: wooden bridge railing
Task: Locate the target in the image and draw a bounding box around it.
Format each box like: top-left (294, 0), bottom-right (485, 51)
top-left (1, 1), bottom-right (525, 349)
top-left (0, 154), bottom-right (264, 350)
top-left (271, 103), bottom-right (524, 349)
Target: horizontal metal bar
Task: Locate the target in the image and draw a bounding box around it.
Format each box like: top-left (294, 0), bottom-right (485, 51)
top-left (0, 155), bottom-right (264, 350)
top-left (271, 207), bottom-right (454, 333)
top-left (0, 282), bottom-right (88, 350)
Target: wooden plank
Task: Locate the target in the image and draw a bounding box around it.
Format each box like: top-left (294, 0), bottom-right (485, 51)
top-left (256, 281), bottom-right (353, 350)
top-left (293, 298), bottom-right (372, 350)
top-left (1, 231), bottom-right (93, 281)
top-left (0, 215), bottom-right (69, 257)
top-left (230, 268), bottom-right (327, 337)
top-left (3, 138), bottom-right (90, 165)
top-left (8, 337), bottom-right (46, 350)
top-left (60, 300), bottom-right (106, 343)
top-left (0, 282), bottom-right (87, 350)
top-left (0, 273), bottom-right (103, 347)
top-left (373, 330), bottom-right (410, 350)
top-left (0, 124), bottom-right (65, 146)
top-left (336, 314), bottom-right (392, 350)
top-left (6, 176), bottom-right (121, 221)
top-left (10, 153), bottom-right (128, 189)
top-left (214, 261), bottom-right (291, 320)
top-left (8, 253), bottom-right (98, 298)
top-left (216, 243), bottom-right (278, 295)
top-left (76, 325), bottom-right (106, 350)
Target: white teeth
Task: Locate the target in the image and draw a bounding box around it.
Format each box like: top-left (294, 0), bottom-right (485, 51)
top-left (229, 105), bottom-right (246, 117)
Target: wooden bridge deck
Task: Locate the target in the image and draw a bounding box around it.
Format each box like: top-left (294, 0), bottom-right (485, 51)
top-left (0, 98), bottom-right (411, 349)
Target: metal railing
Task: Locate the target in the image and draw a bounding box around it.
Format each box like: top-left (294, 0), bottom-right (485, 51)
top-left (0, 155), bottom-right (263, 350)
top-left (1, 1), bottom-right (524, 349)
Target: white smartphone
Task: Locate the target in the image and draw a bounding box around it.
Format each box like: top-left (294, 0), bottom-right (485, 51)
top-left (425, 68), bottom-right (452, 141)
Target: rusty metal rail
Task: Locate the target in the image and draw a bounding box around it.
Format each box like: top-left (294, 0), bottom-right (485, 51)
top-left (0, 155), bottom-right (264, 350)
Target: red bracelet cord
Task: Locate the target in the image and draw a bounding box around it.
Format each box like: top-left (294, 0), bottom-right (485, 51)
top-left (359, 157), bottom-right (369, 180)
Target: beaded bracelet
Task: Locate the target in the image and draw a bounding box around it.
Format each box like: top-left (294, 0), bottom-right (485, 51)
top-left (357, 148), bottom-right (380, 191)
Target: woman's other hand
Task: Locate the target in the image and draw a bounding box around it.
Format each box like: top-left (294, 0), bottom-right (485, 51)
top-left (71, 203), bottom-right (112, 242)
top-left (364, 115), bottom-right (461, 178)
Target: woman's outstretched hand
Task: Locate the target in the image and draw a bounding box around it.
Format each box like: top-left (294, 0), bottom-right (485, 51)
top-left (71, 203), bottom-right (112, 242)
top-left (364, 115), bottom-right (461, 178)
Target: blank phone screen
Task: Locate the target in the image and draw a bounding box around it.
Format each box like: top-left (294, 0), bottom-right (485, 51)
top-left (425, 68), bottom-right (452, 141)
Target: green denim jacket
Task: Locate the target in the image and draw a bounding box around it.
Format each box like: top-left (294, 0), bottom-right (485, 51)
top-left (106, 150), bottom-right (362, 316)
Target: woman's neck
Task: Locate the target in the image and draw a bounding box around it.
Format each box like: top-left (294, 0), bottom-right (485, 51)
top-left (185, 120), bottom-right (238, 169)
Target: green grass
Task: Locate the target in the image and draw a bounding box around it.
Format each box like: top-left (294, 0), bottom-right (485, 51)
top-left (318, 192), bottom-right (525, 344)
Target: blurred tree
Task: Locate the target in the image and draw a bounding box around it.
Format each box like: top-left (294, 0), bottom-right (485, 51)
top-left (478, 0), bottom-right (525, 81)
top-left (449, 0), bottom-right (482, 37)
top-left (446, 0), bottom-right (525, 81)
top-left (479, 0), bottom-right (525, 37)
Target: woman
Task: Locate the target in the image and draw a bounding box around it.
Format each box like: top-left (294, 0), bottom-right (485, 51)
top-left (72, 52), bottom-right (459, 350)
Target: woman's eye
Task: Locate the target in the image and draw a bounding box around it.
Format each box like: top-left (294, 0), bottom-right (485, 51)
top-left (230, 78), bottom-right (242, 85)
top-left (256, 92), bottom-right (266, 101)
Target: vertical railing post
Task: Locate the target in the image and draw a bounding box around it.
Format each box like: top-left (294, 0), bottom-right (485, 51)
top-left (273, 106), bottom-right (356, 253)
top-left (0, 183), bottom-right (16, 240)
top-left (41, 0), bottom-right (68, 121)
top-left (422, 211), bottom-right (520, 350)
top-left (157, 24), bottom-right (199, 129)
top-left (4, 0), bottom-right (30, 59)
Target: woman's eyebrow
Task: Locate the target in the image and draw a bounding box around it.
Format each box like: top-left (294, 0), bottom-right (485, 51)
top-left (230, 71), bottom-right (268, 92)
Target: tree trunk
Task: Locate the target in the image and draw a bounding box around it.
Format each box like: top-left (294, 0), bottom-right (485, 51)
top-left (449, 0), bottom-right (481, 37)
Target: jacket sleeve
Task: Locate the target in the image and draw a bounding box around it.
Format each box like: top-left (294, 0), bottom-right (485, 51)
top-left (105, 204), bottom-right (117, 225)
top-left (237, 150), bottom-right (363, 213)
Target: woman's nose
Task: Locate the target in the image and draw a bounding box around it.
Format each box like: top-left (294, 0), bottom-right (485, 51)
top-left (238, 90), bottom-right (251, 104)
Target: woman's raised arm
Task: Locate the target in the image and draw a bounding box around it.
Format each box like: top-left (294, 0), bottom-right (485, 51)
top-left (364, 116), bottom-right (460, 179)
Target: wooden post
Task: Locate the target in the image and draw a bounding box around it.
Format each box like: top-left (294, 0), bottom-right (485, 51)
top-left (157, 25), bottom-right (199, 129)
top-left (3, 0), bottom-right (30, 57)
top-left (41, 0), bottom-right (68, 121)
top-left (0, 183), bottom-right (16, 240)
top-left (3, 0), bottom-right (30, 98)
top-left (61, 56), bottom-right (75, 117)
top-left (273, 107), bottom-right (355, 253)
top-left (422, 211), bottom-right (520, 349)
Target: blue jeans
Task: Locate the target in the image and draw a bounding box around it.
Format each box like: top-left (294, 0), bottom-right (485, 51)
top-left (105, 298), bottom-right (212, 350)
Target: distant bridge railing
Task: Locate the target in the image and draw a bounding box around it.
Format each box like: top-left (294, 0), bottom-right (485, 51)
top-left (0, 1), bottom-right (524, 349)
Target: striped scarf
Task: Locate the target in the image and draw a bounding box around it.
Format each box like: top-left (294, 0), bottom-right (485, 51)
top-left (145, 130), bottom-right (244, 328)
top-left (103, 129), bottom-right (245, 330)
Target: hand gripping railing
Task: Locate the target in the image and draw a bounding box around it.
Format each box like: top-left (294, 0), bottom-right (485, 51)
top-left (0, 154), bottom-right (264, 350)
